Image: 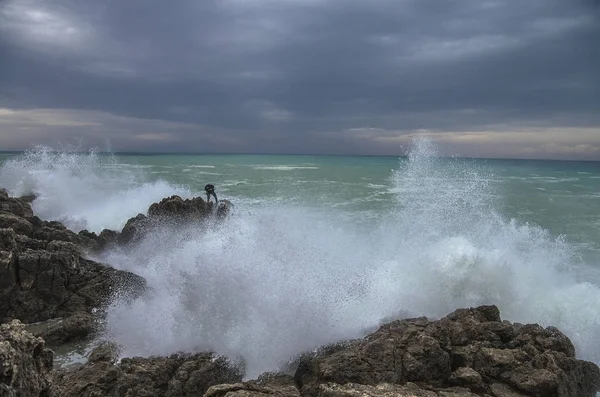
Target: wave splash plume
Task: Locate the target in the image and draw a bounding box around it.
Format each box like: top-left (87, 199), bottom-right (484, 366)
top-left (2, 139), bottom-right (599, 380)
top-left (0, 146), bottom-right (191, 232)
top-left (93, 137), bottom-right (600, 379)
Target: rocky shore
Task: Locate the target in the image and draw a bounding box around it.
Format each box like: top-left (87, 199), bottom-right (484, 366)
top-left (0, 189), bottom-right (599, 397)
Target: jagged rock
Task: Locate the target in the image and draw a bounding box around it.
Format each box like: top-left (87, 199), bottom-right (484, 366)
top-left (489, 382), bottom-right (529, 396)
top-left (0, 320), bottom-right (55, 397)
top-left (205, 383), bottom-right (300, 397)
top-left (116, 196), bottom-right (233, 246)
top-left (115, 195), bottom-right (212, 246)
top-left (315, 382), bottom-right (484, 397)
top-left (0, 228), bottom-right (17, 251)
top-left (93, 229), bottom-right (119, 251)
top-left (217, 200), bottom-right (234, 218)
top-left (294, 305), bottom-right (600, 397)
top-left (146, 195), bottom-right (233, 222)
top-left (0, 250), bottom-right (16, 293)
top-left (87, 342), bottom-right (119, 364)
top-left (34, 311), bottom-right (95, 345)
top-left (0, 213), bottom-right (34, 236)
top-left (148, 195), bottom-right (211, 219)
top-left (77, 228), bottom-right (120, 252)
top-left (17, 194), bottom-right (37, 205)
top-left (205, 374), bottom-right (300, 397)
top-left (0, 191), bottom-right (146, 329)
top-left (77, 229), bottom-right (98, 249)
top-left (0, 190), bottom-right (34, 218)
top-left (14, 234), bottom-right (49, 251)
top-left (117, 213), bottom-right (149, 245)
top-left (0, 248), bottom-right (146, 324)
top-left (32, 222), bottom-right (81, 244)
top-left (448, 367), bottom-right (482, 387)
top-left (54, 346), bottom-right (243, 397)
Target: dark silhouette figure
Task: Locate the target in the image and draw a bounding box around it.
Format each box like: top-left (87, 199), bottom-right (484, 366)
top-left (205, 184), bottom-right (218, 204)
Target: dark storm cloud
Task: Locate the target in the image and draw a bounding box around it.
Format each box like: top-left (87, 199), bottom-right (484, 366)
top-left (0, 0), bottom-right (599, 158)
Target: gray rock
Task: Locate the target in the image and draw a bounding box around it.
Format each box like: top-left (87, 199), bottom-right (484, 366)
top-left (35, 312), bottom-right (96, 345)
top-left (0, 213), bottom-right (33, 236)
top-left (294, 305), bottom-right (600, 397)
top-left (0, 320), bottom-right (56, 397)
top-left (0, 248), bottom-right (146, 324)
top-left (54, 347), bottom-right (243, 397)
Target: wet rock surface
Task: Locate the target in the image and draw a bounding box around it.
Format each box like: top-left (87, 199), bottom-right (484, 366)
top-left (116, 195), bottom-right (233, 245)
top-left (34, 312), bottom-right (96, 346)
top-left (293, 305), bottom-right (600, 397)
top-left (53, 344), bottom-right (243, 397)
top-left (0, 191), bottom-right (146, 329)
top-left (0, 320), bottom-right (56, 397)
top-left (0, 244), bottom-right (145, 325)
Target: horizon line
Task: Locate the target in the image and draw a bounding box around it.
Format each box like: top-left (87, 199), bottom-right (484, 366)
top-left (0, 150), bottom-right (598, 163)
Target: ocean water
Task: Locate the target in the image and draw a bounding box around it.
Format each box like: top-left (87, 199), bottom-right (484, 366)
top-left (1, 138), bottom-right (600, 379)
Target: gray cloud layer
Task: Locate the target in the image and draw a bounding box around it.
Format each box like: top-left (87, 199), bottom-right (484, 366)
top-left (1, 0), bottom-right (599, 159)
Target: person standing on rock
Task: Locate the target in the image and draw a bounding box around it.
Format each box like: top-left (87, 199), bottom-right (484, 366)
top-left (204, 184), bottom-right (218, 204)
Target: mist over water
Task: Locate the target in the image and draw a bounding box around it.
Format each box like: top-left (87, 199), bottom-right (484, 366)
top-left (1, 138), bottom-right (600, 379)
top-left (0, 147), bottom-right (192, 232)
top-left (98, 138), bottom-right (600, 378)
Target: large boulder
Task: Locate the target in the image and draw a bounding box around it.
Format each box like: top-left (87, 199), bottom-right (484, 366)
top-left (78, 229), bottom-right (119, 252)
top-left (117, 213), bottom-right (150, 245)
top-left (0, 189), bottom-right (34, 218)
top-left (117, 195), bottom-right (233, 246)
top-left (54, 344), bottom-right (244, 397)
top-left (0, 191), bottom-right (146, 342)
top-left (0, 320), bottom-right (55, 397)
top-left (0, 240), bottom-right (145, 324)
top-left (33, 311), bottom-right (96, 346)
top-left (294, 305), bottom-right (600, 397)
top-left (204, 374), bottom-right (300, 397)
top-left (31, 221), bottom-right (81, 244)
top-left (148, 195), bottom-right (212, 219)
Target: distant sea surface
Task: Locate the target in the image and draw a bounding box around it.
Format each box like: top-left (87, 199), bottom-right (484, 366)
top-left (1, 139), bottom-right (600, 378)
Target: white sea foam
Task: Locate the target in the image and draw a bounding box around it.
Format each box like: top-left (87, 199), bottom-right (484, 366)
top-left (0, 147), bottom-right (192, 232)
top-left (93, 137), bottom-right (600, 379)
top-left (193, 171), bottom-right (221, 176)
top-left (253, 166), bottom-right (319, 171)
top-left (3, 140), bottom-right (600, 382)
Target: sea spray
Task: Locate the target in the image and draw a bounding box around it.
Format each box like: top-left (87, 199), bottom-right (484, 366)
top-left (93, 136), bottom-right (600, 379)
top-left (0, 146), bottom-right (192, 232)
top-left (2, 140), bottom-right (599, 380)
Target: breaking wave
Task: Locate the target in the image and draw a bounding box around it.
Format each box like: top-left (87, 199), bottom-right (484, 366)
top-left (0, 146), bottom-right (191, 232)
top-left (1, 139), bottom-right (599, 380)
top-left (98, 138), bottom-right (600, 378)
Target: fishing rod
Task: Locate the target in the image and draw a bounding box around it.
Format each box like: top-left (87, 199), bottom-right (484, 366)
top-left (215, 163), bottom-right (233, 185)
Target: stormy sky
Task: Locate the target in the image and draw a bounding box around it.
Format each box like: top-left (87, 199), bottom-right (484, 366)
top-left (0, 0), bottom-right (599, 159)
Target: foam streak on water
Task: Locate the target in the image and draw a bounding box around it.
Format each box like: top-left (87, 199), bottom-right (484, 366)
top-left (1, 139), bottom-right (600, 380)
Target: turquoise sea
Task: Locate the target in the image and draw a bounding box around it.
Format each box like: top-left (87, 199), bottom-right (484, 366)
top-left (1, 138), bottom-right (599, 377)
